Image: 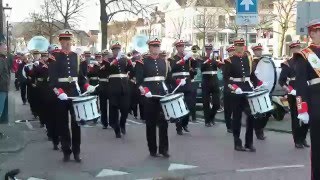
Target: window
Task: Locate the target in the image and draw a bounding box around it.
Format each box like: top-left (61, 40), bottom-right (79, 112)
top-left (249, 34), bottom-right (257, 43)
top-left (207, 15), bottom-right (215, 28)
top-left (195, 15), bottom-right (205, 27)
top-left (229, 16), bottom-right (235, 25)
top-left (218, 15), bottom-right (225, 28)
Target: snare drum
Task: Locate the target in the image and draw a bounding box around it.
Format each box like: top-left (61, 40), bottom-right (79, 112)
top-left (160, 93), bottom-right (189, 120)
top-left (72, 96), bottom-right (100, 122)
top-left (246, 89), bottom-right (273, 115)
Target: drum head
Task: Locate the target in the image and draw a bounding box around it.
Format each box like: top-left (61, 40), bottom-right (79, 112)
top-left (160, 93), bottom-right (184, 103)
top-left (255, 57), bottom-right (276, 93)
top-left (72, 96), bottom-right (97, 102)
top-left (247, 89), bottom-right (269, 98)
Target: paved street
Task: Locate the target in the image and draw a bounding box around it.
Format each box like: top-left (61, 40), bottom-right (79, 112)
top-left (0, 86), bottom-right (311, 180)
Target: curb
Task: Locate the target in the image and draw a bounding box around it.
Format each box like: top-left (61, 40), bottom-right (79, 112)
top-left (196, 113), bottom-right (292, 134)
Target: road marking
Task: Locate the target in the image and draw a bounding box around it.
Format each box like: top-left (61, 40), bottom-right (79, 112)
top-left (96, 169), bottom-right (129, 177)
top-left (27, 178), bottom-right (46, 180)
top-left (236, 164), bottom-right (305, 172)
top-left (25, 120), bottom-right (34, 130)
top-left (168, 163), bottom-right (198, 171)
top-left (127, 119), bottom-right (143, 125)
top-left (136, 178), bottom-right (153, 180)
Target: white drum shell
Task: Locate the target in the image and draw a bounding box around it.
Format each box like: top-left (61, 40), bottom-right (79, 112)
top-left (72, 96), bottom-right (100, 122)
top-left (160, 93), bottom-right (189, 120)
top-left (247, 91), bottom-right (273, 115)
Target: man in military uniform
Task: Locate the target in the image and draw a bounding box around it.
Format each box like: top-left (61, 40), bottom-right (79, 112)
top-left (98, 50), bottom-right (110, 129)
top-left (190, 45), bottom-right (200, 122)
top-left (129, 50), bottom-right (142, 119)
top-left (169, 40), bottom-right (197, 135)
top-left (279, 41), bottom-right (309, 149)
top-left (250, 43), bottom-right (270, 140)
top-left (135, 38), bottom-right (170, 158)
top-left (87, 52), bottom-right (101, 86)
top-left (224, 38), bottom-right (265, 152)
top-left (48, 31), bottom-right (96, 162)
top-left (200, 44), bottom-right (221, 127)
top-left (293, 19), bottom-right (320, 179)
top-left (18, 54), bottom-right (28, 105)
top-left (107, 43), bottom-right (133, 138)
top-left (223, 46), bottom-right (235, 133)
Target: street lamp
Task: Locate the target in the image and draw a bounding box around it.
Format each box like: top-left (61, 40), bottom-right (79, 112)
top-left (3, 3), bottom-right (12, 54)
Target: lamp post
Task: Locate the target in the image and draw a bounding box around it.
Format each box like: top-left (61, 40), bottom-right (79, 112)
top-left (3, 3), bottom-right (12, 54)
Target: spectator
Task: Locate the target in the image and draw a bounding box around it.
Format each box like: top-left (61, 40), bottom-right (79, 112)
top-left (0, 40), bottom-right (10, 124)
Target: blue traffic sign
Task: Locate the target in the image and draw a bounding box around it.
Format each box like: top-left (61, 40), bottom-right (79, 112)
top-left (236, 0), bottom-right (258, 14)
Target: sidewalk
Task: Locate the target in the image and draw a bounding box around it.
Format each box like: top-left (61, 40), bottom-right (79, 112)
top-left (0, 74), bottom-right (33, 153)
top-left (196, 111), bottom-right (292, 133)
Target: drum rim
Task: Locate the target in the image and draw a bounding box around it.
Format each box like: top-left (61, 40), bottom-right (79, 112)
top-left (72, 95), bottom-right (97, 102)
top-left (257, 56), bottom-right (277, 94)
top-left (247, 89), bottom-right (269, 97)
top-left (160, 93), bottom-right (184, 103)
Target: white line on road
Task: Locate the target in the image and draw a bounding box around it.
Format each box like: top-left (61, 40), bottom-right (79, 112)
top-left (236, 164), bottom-right (305, 172)
top-left (127, 119), bottom-right (143, 125)
top-left (25, 120), bottom-right (34, 130)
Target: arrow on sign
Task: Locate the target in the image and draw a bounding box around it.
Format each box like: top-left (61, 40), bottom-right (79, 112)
top-left (240, 0), bottom-right (254, 11)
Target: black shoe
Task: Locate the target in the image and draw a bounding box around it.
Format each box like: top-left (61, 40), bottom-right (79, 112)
top-left (303, 140), bottom-right (310, 148)
top-left (182, 126), bottom-right (190, 132)
top-left (63, 154), bottom-right (70, 162)
top-left (150, 152), bottom-right (159, 157)
top-left (53, 145), bottom-right (59, 151)
top-left (116, 133), bottom-right (122, 138)
top-left (177, 130), bottom-right (183, 135)
top-left (295, 143), bottom-right (304, 149)
top-left (211, 122), bottom-right (216, 126)
top-left (234, 145), bottom-right (246, 152)
top-left (256, 130), bottom-right (266, 140)
top-left (160, 152), bottom-right (170, 158)
top-left (74, 154), bottom-right (82, 163)
top-left (245, 145), bottom-right (256, 152)
top-left (205, 123), bottom-right (212, 127)
top-left (23, 102), bottom-right (26, 105)
top-left (120, 127), bottom-right (126, 135)
top-left (227, 129), bottom-right (233, 133)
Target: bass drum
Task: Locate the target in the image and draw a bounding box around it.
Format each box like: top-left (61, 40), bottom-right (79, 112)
top-left (255, 56), bottom-right (286, 96)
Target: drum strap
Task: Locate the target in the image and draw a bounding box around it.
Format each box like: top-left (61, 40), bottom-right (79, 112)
top-left (301, 48), bottom-right (320, 77)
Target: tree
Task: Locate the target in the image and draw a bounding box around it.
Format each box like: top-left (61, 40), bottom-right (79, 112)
top-left (99, 0), bottom-right (154, 50)
top-left (273, 0), bottom-right (296, 56)
top-left (51, 0), bottom-right (87, 29)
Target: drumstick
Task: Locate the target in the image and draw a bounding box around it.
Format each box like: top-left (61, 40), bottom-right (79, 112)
top-left (151, 95), bottom-right (165, 98)
top-left (81, 84), bottom-right (100, 96)
top-left (242, 91), bottom-right (255, 94)
top-left (172, 80), bottom-right (183, 94)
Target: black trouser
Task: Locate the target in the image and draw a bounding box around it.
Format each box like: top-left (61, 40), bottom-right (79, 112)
top-left (223, 90), bottom-right (232, 130)
top-left (176, 91), bottom-right (193, 131)
top-left (99, 84), bottom-right (109, 127)
top-left (129, 81), bottom-right (139, 117)
top-left (287, 95), bottom-right (309, 144)
top-left (56, 99), bottom-right (81, 155)
top-left (254, 114), bottom-right (270, 134)
top-left (20, 82), bottom-right (27, 103)
top-left (309, 87), bottom-right (320, 180)
top-left (144, 98), bottom-right (168, 154)
top-left (190, 81), bottom-right (197, 121)
top-left (109, 92), bottom-right (129, 135)
top-left (232, 93), bottom-right (254, 147)
top-left (14, 73), bottom-right (19, 90)
top-left (27, 84), bottom-right (39, 116)
top-left (139, 95), bottom-right (145, 120)
top-left (202, 79), bottom-right (220, 124)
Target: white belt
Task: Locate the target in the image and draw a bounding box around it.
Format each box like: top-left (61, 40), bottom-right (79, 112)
top-left (144, 76), bottom-right (165, 82)
top-left (37, 78), bottom-right (47, 82)
top-left (99, 78), bottom-right (109, 82)
top-left (90, 77), bottom-right (99, 80)
top-left (202, 71), bottom-right (217, 75)
top-left (58, 77), bottom-right (78, 83)
top-left (230, 77), bottom-right (250, 82)
top-left (109, 74), bottom-right (128, 78)
top-left (172, 72), bottom-right (190, 77)
top-left (287, 77), bottom-right (296, 81)
top-left (308, 78), bottom-right (320, 86)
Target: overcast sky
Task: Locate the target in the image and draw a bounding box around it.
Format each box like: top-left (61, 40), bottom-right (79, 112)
top-left (5, 0), bottom-right (166, 32)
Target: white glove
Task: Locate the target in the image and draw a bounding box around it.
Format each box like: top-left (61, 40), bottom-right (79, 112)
top-left (116, 52), bottom-right (124, 60)
top-left (235, 88), bottom-right (243, 94)
top-left (209, 52), bottom-right (214, 59)
top-left (86, 85), bottom-right (96, 93)
top-left (58, 93), bottom-right (68, 100)
top-left (93, 61), bottom-right (99, 66)
top-left (145, 91), bottom-right (152, 98)
top-left (183, 52), bottom-right (193, 60)
top-left (34, 61), bottom-right (39, 66)
top-left (289, 89), bottom-right (296, 96)
top-left (180, 78), bottom-right (186, 86)
top-left (298, 112), bottom-right (309, 124)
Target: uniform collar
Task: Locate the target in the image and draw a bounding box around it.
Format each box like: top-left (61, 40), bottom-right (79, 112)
top-left (150, 55), bottom-right (159, 59)
top-left (234, 52), bottom-right (245, 57)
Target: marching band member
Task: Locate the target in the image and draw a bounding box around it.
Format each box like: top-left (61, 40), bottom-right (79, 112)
top-left (223, 46), bottom-right (235, 133)
top-left (279, 41), bottom-right (309, 149)
top-left (224, 38), bottom-right (265, 152)
top-left (87, 52), bottom-right (101, 86)
top-left (135, 38), bottom-right (170, 158)
top-left (292, 19), bottom-right (320, 179)
top-left (13, 53), bottom-right (22, 91)
top-left (17, 54), bottom-right (28, 105)
top-left (107, 42), bottom-right (133, 138)
top-left (48, 31), bottom-right (96, 162)
top-left (190, 45), bottom-right (200, 122)
top-left (78, 51), bottom-right (90, 93)
top-left (169, 40), bottom-right (197, 135)
top-left (251, 44), bottom-right (270, 140)
top-left (200, 44), bottom-right (221, 127)
top-left (98, 50), bottom-right (110, 129)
